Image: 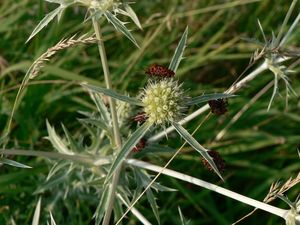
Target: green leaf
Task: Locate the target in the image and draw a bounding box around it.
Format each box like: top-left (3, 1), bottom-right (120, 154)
top-left (49, 212), bottom-right (57, 225)
top-left (46, 120), bottom-right (73, 155)
top-left (61, 124), bottom-right (80, 152)
top-left (26, 6), bottom-right (64, 43)
top-left (106, 122), bottom-right (152, 182)
top-left (169, 26), bottom-right (188, 72)
top-left (94, 185), bottom-right (110, 225)
top-left (32, 197), bottom-right (42, 225)
top-left (146, 188), bottom-right (160, 224)
top-left (178, 207), bottom-right (189, 225)
top-left (90, 93), bottom-right (111, 125)
top-left (82, 83), bottom-right (143, 106)
top-left (171, 122), bottom-right (223, 180)
top-left (104, 11), bottom-right (139, 48)
top-left (78, 118), bottom-right (112, 138)
top-left (124, 3), bottom-right (142, 30)
top-left (0, 158), bottom-right (32, 169)
top-left (186, 93), bottom-right (236, 105)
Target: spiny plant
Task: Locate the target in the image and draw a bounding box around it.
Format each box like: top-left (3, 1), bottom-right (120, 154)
top-left (1, 0), bottom-right (300, 225)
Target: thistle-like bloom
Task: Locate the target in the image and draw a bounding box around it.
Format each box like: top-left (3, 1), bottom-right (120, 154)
top-left (141, 79), bottom-right (186, 126)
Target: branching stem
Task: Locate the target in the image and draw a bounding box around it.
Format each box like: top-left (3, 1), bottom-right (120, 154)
top-left (92, 17), bottom-right (122, 225)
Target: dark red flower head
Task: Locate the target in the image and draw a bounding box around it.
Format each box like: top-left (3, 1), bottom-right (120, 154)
top-left (201, 150), bottom-right (226, 173)
top-left (132, 138), bottom-right (147, 153)
top-left (208, 98), bottom-right (228, 115)
top-left (133, 112), bottom-right (148, 123)
top-left (145, 64), bottom-right (175, 78)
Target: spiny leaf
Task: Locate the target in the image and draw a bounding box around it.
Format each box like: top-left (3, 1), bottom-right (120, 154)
top-left (49, 212), bottom-right (57, 225)
top-left (26, 6), bottom-right (64, 43)
top-left (32, 197), bottom-right (42, 225)
top-left (94, 185), bottom-right (110, 225)
top-left (186, 93), bottom-right (236, 105)
top-left (104, 11), bottom-right (139, 48)
top-left (90, 92), bottom-right (111, 125)
top-left (46, 120), bottom-right (73, 155)
top-left (146, 189), bottom-right (160, 224)
top-left (178, 207), bottom-right (189, 225)
top-left (0, 158), bottom-right (32, 169)
top-left (169, 26), bottom-right (188, 72)
top-left (124, 3), bottom-right (142, 30)
top-left (106, 122), bottom-right (152, 182)
top-left (171, 122), bottom-right (223, 180)
top-left (82, 83), bottom-right (143, 106)
top-left (61, 123), bottom-right (80, 152)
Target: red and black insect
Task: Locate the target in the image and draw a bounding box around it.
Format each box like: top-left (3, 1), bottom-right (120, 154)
top-left (133, 112), bottom-right (148, 123)
top-left (208, 98), bottom-right (228, 115)
top-left (145, 64), bottom-right (175, 78)
top-left (132, 138), bottom-right (147, 153)
top-left (201, 150), bottom-right (226, 173)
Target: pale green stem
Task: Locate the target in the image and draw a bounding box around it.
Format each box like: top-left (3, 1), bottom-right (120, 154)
top-left (91, 17), bottom-right (123, 225)
top-left (126, 159), bottom-right (290, 220)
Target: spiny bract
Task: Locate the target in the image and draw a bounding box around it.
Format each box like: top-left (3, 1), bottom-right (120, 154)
top-left (141, 79), bottom-right (186, 125)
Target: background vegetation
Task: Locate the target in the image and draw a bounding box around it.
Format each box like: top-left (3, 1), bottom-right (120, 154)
top-left (0, 0), bottom-right (299, 224)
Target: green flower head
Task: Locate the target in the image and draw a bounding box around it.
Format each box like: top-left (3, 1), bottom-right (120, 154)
top-left (141, 79), bottom-right (187, 126)
top-left (88, 0), bottom-right (119, 11)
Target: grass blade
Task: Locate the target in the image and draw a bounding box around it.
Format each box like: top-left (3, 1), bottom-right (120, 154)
top-left (171, 122), bottom-right (223, 180)
top-left (169, 26), bottom-right (188, 72)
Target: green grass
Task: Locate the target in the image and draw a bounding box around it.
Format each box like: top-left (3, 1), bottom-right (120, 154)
top-left (1, 0), bottom-right (299, 224)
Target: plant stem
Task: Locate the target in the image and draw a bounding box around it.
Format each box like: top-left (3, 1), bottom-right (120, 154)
top-left (92, 17), bottom-right (122, 225)
top-left (127, 159), bottom-right (289, 220)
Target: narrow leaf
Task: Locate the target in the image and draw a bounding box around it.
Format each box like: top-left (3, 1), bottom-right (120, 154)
top-left (90, 92), bottom-right (111, 125)
top-left (46, 120), bottom-right (73, 155)
top-left (0, 158), bottom-right (32, 169)
top-left (106, 122), bottom-right (152, 182)
top-left (178, 207), bottom-right (189, 225)
top-left (49, 212), bottom-right (57, 225)
top-left (82, 83), bottom-right (143, 106)
top-left (32, 197), bottom-right (42, 225)
top-left (171, 122), bottom-right (223, 180)
top-left (169, 26), bottom-right (188, 72)
top-left (104, 11), bottom-right (139, 48)
top-left (94, 185), bottom-right (110, 225)
top-left (124, 3), bottom-right (142, 30)
top-left (61, 124), bottom-right (80, 152)
top-left (186, 93), bottom-right (236, 106)
top-left (27, 7), bottom-right (63, 43)
top-left (146, 189), bottom-right (160, 224)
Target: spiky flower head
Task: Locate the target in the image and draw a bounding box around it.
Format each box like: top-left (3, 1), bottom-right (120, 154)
top-left (141, 79), bottom-right (186, 126)
top-left (88, 0), bottom-right (119, 11)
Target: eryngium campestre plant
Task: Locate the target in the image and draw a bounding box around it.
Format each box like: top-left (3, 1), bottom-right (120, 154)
top-left (83, 27), bottom-right (234, 180)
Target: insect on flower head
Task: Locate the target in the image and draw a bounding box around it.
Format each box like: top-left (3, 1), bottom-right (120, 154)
top-left (145, 64), bottom-right (175, 79)
top-left (132, 138), bottom-right (147, 153)
top-left (208, 98), bottom-right (228, 115)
